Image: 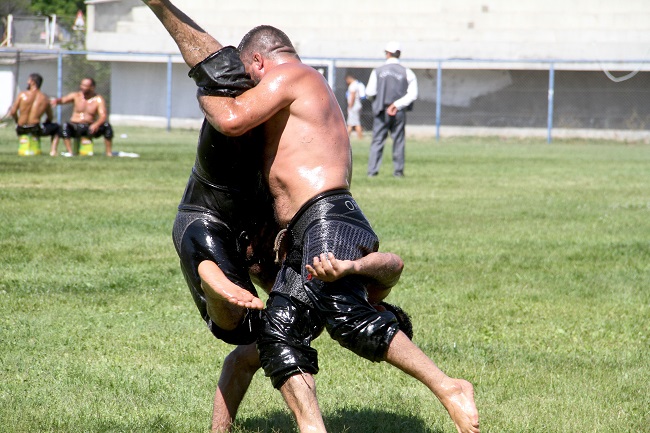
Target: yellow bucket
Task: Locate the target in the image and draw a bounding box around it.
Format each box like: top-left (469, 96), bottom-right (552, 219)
top-left (79, 137), bottom-right (94, 156)
top-left (18, 134), bottom-right (41, 156)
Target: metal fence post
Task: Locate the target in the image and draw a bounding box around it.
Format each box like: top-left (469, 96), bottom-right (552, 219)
top-left (166, 55), bottom-right (173, 132)
top-left (547, 63), bottom-right (555, 143)
top-left (56, 52), bottom-right (63, 124)
top-left (436, 61), bottom-right (442, 141)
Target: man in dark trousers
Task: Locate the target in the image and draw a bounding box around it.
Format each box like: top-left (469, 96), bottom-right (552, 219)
top-left (366, 41), bottom-right (418, 178)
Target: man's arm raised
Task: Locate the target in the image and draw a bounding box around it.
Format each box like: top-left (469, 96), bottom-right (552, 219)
top-left (143, 0), bottom-right (259, 137)
top-left (142, 0), bottom-right (222, 68)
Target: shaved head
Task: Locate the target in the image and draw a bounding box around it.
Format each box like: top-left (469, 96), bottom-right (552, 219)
top-left (238, 25), bottom-right (299, 61)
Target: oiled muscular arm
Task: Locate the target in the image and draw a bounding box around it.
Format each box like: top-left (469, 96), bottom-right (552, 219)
top-left (89, 96), bottom-right (108, 134)
top-left (197, 64), bottom-right (299, 136)
top-left (6, 92), bottom-right (23, 122)
top-left (142, 0), bottom-right (222, 68)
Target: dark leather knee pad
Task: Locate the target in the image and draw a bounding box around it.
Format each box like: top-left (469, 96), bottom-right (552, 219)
top-left (306, 281), bottom-right (400, 362)
top-left (257, 293), bottom-right (324, 389)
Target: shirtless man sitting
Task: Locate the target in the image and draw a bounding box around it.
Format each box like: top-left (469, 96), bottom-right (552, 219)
top-left (52, 77), bottom-right (114, 156)
top-left (3, 73), bottom-right (65, 156)
top-left (144, 2), bottom-right (479, 433)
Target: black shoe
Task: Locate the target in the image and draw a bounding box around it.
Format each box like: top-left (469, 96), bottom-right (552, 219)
top-left (393, 172), bottom-right (404, 178)
top-left (368, 172), bottom-right (378, 178)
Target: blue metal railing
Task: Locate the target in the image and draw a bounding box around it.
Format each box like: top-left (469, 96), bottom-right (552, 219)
top-left (2, 48), bottom-right (648, 141)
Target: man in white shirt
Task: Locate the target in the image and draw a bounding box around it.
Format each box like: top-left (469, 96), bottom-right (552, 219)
top-left (345, 73), bottom-right (365, 139)
top-left (365, 41), bottom-right (418, 177)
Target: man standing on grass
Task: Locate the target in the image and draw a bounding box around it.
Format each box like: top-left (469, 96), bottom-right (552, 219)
top-left (345, 72), bottom-right (365, 139)
top-left (144, 2), bottom-right (479, 433)
top-left (366, 41), bottom-right (418, 178)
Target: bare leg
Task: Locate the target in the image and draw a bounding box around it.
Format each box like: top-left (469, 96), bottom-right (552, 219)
top-left (198, 260), bottom-right (263, 331)
top-left (212, 343), bottom-right (261, 433)
top-left (198, 260), bottom-right (264, 310)
top-left (384, 331), bottom-right (480, 433)
top-left (280, 373), bottom-right (327, 433)
top-left (105, 138), bottom-right (113, 156)
top-left (49, 135), bottom-right (59, 156)
top-left (367, 286), bottom-right (391, 305)
top-left (63, 138), bottom-right (73, 154)
top-left (355, 125), bottom-right (363, 139)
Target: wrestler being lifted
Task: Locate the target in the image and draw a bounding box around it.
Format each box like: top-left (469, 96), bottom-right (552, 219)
top-left (146, 1), bottom-right (418, 432)
top-left (144, 1), bottom-right (479, 432)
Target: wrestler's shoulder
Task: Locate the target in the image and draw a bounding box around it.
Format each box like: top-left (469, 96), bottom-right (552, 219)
top-left (273, 62), bottom-right (321, 78)
top-left (36, 90), bottom-right (50, 100)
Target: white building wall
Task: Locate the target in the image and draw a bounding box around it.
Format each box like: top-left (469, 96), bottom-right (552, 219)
top-left (0, 60), bottom-right (59, 117)
top-left (0, 70), bottom-right (17, 115)
top-left (109, 61), bottom-right (203, 127)
top-left (75, 0), bottom-right (650, 133)
top-left (86, 0), bottom-right (650, 65)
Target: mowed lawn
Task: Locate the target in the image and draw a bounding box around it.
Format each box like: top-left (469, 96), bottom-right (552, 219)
top-left (0, 126), bottom-right (648, 433)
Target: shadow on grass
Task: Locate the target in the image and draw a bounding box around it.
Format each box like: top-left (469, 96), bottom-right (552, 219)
top-left (237, 408), bottom-right (442, 433)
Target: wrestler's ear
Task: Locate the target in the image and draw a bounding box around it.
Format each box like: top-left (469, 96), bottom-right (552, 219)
top-left (252, 53), bottom-right (264, 71)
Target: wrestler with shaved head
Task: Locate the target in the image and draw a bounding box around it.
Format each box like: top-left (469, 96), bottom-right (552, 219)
top-left (143, 2), bottom-right (479, 433)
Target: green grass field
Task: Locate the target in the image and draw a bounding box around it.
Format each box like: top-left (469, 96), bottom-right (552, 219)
top-left (1, 126), bottom-right (648, 433)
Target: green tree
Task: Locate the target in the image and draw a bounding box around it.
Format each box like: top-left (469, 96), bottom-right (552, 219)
top-left (1, 0), bottom-right (31, 16)
top-left (29, 1), bottom-right (86, 18)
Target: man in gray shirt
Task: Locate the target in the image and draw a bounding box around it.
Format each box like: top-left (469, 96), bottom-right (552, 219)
top-left (366, 41), bottom-right (418, 178)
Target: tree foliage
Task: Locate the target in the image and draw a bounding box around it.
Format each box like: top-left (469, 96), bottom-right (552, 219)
top-left (0, 0), bottom-right (85, 20)
top-left (29, 0), bottom-right (86, 21)
top-left (0, 0), bottom-right (31, 17)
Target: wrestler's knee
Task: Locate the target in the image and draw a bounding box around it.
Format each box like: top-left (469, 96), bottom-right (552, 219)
top-left (103, 123), bottom-right (114, 139)
top-left (257, 294), bottom-right (321, 389)
top-left (258, 338), bottom-right (319, 389)
top-left (222, 344), bottom-right (261, 376)
top-left (310, 283), bottom-right (400, 362)
top-left (329, 310), bottom-right (399, 362)
top-left (259, 353), bottom-right (318, 390)
top-left (61, 122), bottom-right (74, 139)
top-left (209, 309), bottom-right (261, 346)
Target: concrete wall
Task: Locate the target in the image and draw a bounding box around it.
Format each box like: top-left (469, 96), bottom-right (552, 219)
top-left (110, 61), bottom-right (201, 118)
top-left (3, 0), bottom-right (641, 135)
top-left (0, 59), bottom-right (58, 116)
top-left (86, 0), bottom-right (650, 66)
top-left (0, 69), bottom-right (16, 115)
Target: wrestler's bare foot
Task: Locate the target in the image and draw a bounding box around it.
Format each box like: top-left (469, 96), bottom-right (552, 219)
top-left (437, 377), bottom-right (480, 433)
top-left (385, 333), bottom-right (478, 433)
top-left (198, 260), bottom-right (264, 310)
